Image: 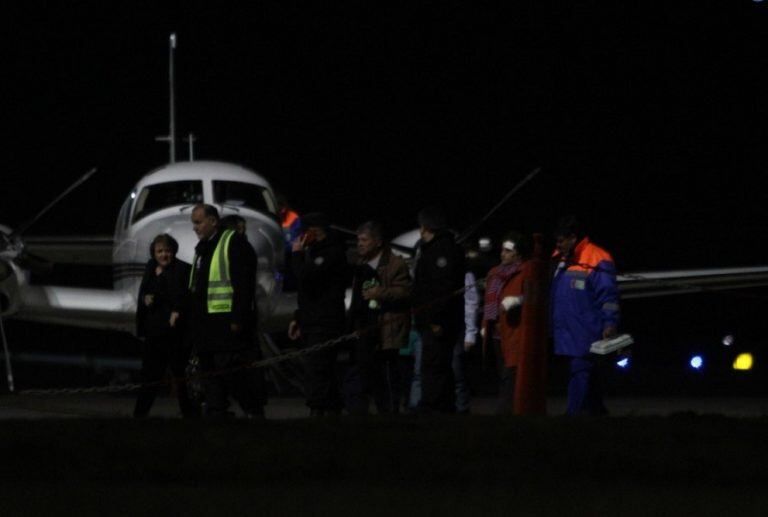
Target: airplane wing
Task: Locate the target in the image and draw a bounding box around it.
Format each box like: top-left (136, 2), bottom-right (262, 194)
top-left (22, 235), bottom-right (113, 266)
top-left (13, 285), bottom-right (136, 333)
top-left (618, 266), bottom-right (768, 299)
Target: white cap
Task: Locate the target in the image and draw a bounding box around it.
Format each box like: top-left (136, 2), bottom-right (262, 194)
top-left (502, 240), bottom-right (516, 251)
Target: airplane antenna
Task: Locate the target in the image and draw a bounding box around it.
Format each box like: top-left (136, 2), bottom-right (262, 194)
top-left (184, 132), bottom-right (196, 161)
top-left (155, 33), bottom-right (177, 163)
top-left (0, 316), bottom-right (14, 393)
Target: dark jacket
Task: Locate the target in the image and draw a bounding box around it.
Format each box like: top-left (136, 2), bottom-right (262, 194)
top-left (412, 230), bottom-right (466, 332)
top-left (292, 235), bottom-right (347, 335)
top-left (348, 246), bottom-right (412, 350)
top-left (189, 230), bottom-right (258, 352)
top-left (136, 258), bottom-right (191, 339)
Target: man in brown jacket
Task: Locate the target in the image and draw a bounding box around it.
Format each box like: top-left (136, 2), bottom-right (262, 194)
top-left (344, 221), bottom-right (412, 414)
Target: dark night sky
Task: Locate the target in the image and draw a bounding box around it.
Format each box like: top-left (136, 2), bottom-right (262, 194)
top-left (4, 1), bottom-right (768, 271)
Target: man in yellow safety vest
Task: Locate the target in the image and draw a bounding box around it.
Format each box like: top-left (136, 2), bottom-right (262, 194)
top-left (188, 203), bottom-right (264, 418)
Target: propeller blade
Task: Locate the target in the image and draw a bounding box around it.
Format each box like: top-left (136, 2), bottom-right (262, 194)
top-left (12, 166), bottom-right (98, 238)
top-left (14, 251), bottom-right (53, 276)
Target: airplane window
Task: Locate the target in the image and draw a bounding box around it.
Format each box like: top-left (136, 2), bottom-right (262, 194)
top-left (132, 181), bottom-right (203, 223)
top-left (213, 181), bottom-right (277, 215)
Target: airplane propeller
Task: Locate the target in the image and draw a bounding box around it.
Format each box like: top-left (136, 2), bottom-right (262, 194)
top-left (1, 166), bottom-right (98, 392)
top-left (4, 166), bottom-right (98, 276)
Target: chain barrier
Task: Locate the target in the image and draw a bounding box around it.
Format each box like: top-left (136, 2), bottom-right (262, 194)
top-left (15, 280), bottom-right (476, 396)
top-left (13, 259), bottom-right (768, 396)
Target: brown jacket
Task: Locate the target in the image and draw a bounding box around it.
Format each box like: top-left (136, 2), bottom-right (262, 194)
top-left (349, 246), bottom-right (412, 350)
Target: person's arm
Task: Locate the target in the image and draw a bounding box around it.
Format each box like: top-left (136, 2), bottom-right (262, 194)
top-left (591, 259), bottom-right (620, 338)
top-left (464, 271), bottom-right (479, 346)
top-left (376, 257), bottom-right (412, 302)
top-left (135, 263), bottom-right (153, 338)
top-left (229, 234), bottom-right (257, 330)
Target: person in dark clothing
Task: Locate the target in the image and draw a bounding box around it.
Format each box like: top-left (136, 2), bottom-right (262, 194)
top-left (412, 206), bottom-right (466, 414)
top-left (134, 233), bottom-right (199, 417)
top-left (345, 221), bottom-right (412, 415)
top-left (288, 212), bottom-right (348, 416)
top-left (219, 213), bottom-right (269, 413)
top-left (188, 204), bottom-right (264, 418)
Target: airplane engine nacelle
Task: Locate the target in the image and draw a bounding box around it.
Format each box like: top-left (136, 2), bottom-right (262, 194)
top-left (0, 259), bottom-right (22, 317)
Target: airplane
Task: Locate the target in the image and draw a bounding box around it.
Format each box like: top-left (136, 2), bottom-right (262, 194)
top-left (0, 33), bottom-right (304, 391)
top-left (1, 160), bottom-right (291, 334)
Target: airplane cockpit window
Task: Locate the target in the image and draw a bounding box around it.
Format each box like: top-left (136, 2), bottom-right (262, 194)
top-left (213, 181), bottom-right (277, 215)
top-left (132, 181), bottom-right (203, 223)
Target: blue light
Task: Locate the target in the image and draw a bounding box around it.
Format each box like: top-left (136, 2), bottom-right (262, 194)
top-left (689, 355), bottom-right (704, 370)
top-left (616, 357), bottom-right (630, 369)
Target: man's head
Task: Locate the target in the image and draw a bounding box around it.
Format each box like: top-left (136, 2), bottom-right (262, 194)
top-left (220, 214), bottom-right (246, 235)
top-left (499, 231), bottom-right (530, 265)
top-left (417, 206), bottom-right (447, 243)
top-left (300, 212), bottom-right (330, 245)
top-left (276, 193), bottom-right (290, 217)
top-left (553, 215), bottom-right (583, 257)
top-left (356, 221), bottom-right (384, 260)
top-left (191, 204), bottom-right (219, 240)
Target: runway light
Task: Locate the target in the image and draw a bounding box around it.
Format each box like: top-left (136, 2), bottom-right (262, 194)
top-left (722, 335), bottom-right (735, 347)
top-left (733, 353), bottom-right (754, 371)
top-left (616, 357), bottom-right (630, 369)
top-left (689, 355), bottom-right (704, 370)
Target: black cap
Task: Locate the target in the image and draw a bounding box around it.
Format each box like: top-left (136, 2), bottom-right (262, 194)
top-left (300, 212), bottom-right (330, 231)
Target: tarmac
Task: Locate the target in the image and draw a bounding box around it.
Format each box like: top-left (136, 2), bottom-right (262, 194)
top-left (3, 393), bottom-right (768, 419)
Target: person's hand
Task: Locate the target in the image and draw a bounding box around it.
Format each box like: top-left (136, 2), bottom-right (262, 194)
top-left (501, 296), bottom-right (522, 311)
top-left (169, 311), bottom-right (180, 328)
top-left (291, 238), bottom-right (303, 252)
top-left (362, 285), bottom-right (383, 300)
top-left (230, 323), bottom-right (242, 334)
top-left (288, 320), bottom-right (301, 340)
top-left (603, 325), bottom-right (617, 339)
top-left (144, 294), bottom-right (155, 306)
top-left (464, 341), bottom-right (475, 352)
top-left (430, 324), bottom-right (443, 336)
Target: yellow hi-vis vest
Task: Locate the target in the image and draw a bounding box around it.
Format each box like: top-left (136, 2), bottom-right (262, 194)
top-left (189, 229), bottom-right (235, 314)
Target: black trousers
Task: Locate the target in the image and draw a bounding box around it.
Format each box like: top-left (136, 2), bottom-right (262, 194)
top-left (493, 338), bottom-right (517, 415)
top-left (134, 336), bottom-right (199, 417)
top-left (199, 347), bottom-right (267, 416)
top-left (419, 326), bottom-right (457, 414)
top-left (344, 338), bottom-right (401, 415)
top-left (303, 332), bottom-right (343, 412)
